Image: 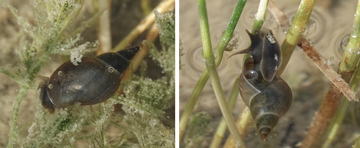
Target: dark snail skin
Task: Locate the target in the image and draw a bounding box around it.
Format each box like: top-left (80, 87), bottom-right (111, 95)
top-left (232, 29), bottom-right (292, 140)
top-left (38, 46), bottom-right (140, 113)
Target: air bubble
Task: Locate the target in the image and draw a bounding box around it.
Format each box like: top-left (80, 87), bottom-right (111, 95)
top-left (280, 26), bottom-right (289, 34)
top-left (349, 48), bottom-right (355, 54)
top-left (58, 71), bottom-right (63, 76)
top-left (108, 67), bottom-right (115, 73)
top-left (48, 84), bottom-right (53, 89)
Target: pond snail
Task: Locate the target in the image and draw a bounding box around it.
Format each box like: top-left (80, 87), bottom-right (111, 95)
top-left (230, 29), bottom-right (292, 140)
top-left (38, 46), bottom-right (140, 113)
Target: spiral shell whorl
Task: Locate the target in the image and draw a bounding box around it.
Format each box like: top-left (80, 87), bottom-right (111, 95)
top-left (235, 29), bottom-right (292, 140)
top-left (97, 46), bottom-right (140, 74)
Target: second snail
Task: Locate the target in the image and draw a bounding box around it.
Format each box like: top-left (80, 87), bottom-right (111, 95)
top-left (38, 46), bottom-right (140, 113)
top-left (231, 29), bottom-right (293, 140)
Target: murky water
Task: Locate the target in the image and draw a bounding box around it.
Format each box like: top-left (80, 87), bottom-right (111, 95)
top-left (180, 0), bottom-right (360, 147)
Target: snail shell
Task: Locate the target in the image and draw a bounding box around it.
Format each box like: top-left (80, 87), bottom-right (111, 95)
top-left (38, 46), bottom-right (140, 113)
top-left (232, 29), bottom-right (292, 140)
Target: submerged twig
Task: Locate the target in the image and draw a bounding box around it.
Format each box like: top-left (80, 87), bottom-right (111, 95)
top-left (113, 0), bottom-right (175, 52)
top-left (268, 0), bottom-right (360, 147)
top-left (96, 0), bottom-right (112, 54)
top-left (269, 0), bottom-right (355, 147)
top-left (302, 0), bottom-right (360, 147)
top-left (276, 0), bottom-right (316, 75)
top-left (115, 23), bottom-right (159, 95)
top-left (322, 60), bottom-right (360, 147)
top-left (297, 38), bottom-right (357, 101)
top-left (268, 0), bottom-right (357, 101)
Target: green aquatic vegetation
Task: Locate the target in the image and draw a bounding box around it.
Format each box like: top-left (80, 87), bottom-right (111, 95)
top-left (181, 0), bottom-right (360, 147)
top-left (0, 0), bottom-right (175, 147)
top-left (184, 112), bottom-right (212, 148)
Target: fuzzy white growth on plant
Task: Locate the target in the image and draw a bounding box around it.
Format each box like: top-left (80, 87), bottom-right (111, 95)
top-left (70, 42), bottom-right (89, 65)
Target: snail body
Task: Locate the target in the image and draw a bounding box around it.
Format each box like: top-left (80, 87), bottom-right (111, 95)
top-left (232, 30), bottom-right (292, 140)
top-left (38, 46), bottom-right (140, 113)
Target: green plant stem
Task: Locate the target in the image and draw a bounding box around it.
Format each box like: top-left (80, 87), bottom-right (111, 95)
top-left (209, 77), bottom-right (239, 148)
top-left (252, 0), bottom-right (268, 31)
top-left (223, 1), bottom-right (268, 146)
top-left (53, 6), bottom-right (82, 44)
top-left (320, 1), bottom-right (360, 147)
top-left (197, 0), bottom-right (245, 147)
top-left (321, 69), bottom-right (360, 148)
top-left (355, 136), bottom-right (360, 148)
top-left (339, 3), bottom-right (360, 73)
top-left (223, 107), bottom-right (251, 148)
top-left (244, 0), bottom-right (269, 65)
top-left (57, 2), bottom-right (66, 23)
top-left (7, 86), bottom-right (28, 148)
top-left (321, 98), bottom-right (348, 148)
top-left (179, 0), bottom-right (247, 141)
top-left (277, 0), bottom-right (316, 75)
top-left (302, 0), bottom-right (360, 147)
top-left (141, 0), bottom-right (152, 15)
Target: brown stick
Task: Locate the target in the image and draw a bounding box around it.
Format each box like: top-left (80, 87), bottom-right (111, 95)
top-left (113, 0), bottom-right (175, 52)
top-left (269, 0), bottom-right (357, 101)
top-left (267, 0), bottom-right (358, 147)
top-left (300, 71), bottom-right (353, 148)
top-left (113, 24), bottom-right (159, 113)
top-left (96, 0), bottom-right (112, 55)
top-left (297, 38), bottom-right (357, 101)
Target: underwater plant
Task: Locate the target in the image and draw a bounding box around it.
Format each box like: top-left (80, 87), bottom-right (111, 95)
top-left (180, 0), bottom-right (360, 147)
top-left (0, 0), bottom-right (175, 147)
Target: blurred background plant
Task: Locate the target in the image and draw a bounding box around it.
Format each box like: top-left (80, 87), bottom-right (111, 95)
top-left (0, 0), bottom-right (175, 147)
